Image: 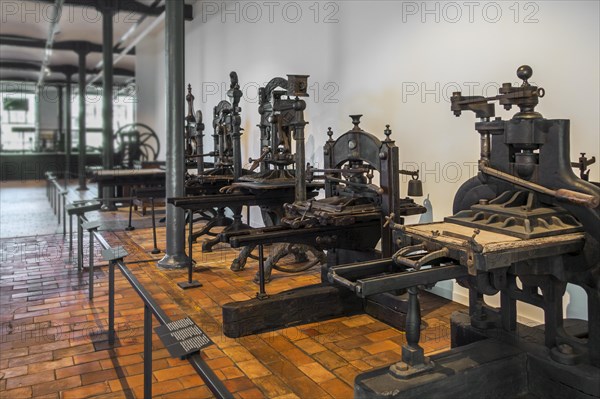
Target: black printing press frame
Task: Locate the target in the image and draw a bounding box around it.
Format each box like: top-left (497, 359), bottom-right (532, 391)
top-left (327, 65), bottom-right (600, 398)
top-left (171, 74), bottom-right (324, 272)
top-left (178, 73), bottom-right (258, 247)
top-left (220, 115), bottom-right (427, 338)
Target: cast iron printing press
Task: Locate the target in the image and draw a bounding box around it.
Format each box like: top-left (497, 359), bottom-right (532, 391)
top-left (220, 114), bottom-right (426, 337)
top-left (215, 74), bottom-right (325, 268)
top-left (325, 65), bottom-right (599, 398)
top-left (170, 75), bottom-right (325, 279)
top-left (184, 72), bottom-right (253, 193)
top-left (179, 73), bottom-right (257, 245)
top-left (174, 73), bottom-right (314, 251)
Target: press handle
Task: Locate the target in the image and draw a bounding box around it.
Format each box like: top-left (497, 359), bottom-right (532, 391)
top-left (556, 189), bottom-right (599, 208)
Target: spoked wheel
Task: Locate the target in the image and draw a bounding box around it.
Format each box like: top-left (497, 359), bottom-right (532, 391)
top-left (251, 244), bottom-right (326, 283)
top-left (245, 245), bottom-right (311, 268)
top-left (247, 250), bottom-right (265, 261)
top-left (192, 208), bottom-right (218, 223)
top-left (114, 123), bottom-right (160, 167)
top-left (269, 244), bottom-right (326, 273)
top-left (245, 207), bottom-right (279, 261)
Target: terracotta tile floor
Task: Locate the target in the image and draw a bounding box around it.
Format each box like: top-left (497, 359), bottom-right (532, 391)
top-left (0, 180), bottom-right (465, 398)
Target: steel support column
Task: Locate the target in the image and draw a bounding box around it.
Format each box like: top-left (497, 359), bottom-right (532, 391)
top-left (57, 85), bottom-right (63, 153)
top-left (34, 85), bottom-right (41, 152)
top-left (65, 75), bottom-right (72, 186)
top-left (77, 46), bottom-right (89, 191)
top-left (158, 0), bottom-right (187, 269)
top-left (101, 8), bottom-right (115, 209)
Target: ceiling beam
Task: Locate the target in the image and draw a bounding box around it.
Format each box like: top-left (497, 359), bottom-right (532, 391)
top-left (0, 61), bottom-right (43, 71)
top-left (38, 0), bottom-right (65, 86)
top-left (46, 64), bottom-right (80, 77)
top-left (1, 61), bottom-right (134, 77)
top-left (1, 77), bottom-right (134, 87)
top-left (0, 35), bottom-right (135, 55)
top-left (0, 78), bottom-right (67, 87)
top-left (33, 0), bottom-right (193, 20)
top-left (49, 63), bottom-right (133, 76)
top-left (112, 67), bottom-right (134, 77)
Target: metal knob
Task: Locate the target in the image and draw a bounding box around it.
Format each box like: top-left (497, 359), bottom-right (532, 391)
top-left (517, 65), bottom-right (532, 86)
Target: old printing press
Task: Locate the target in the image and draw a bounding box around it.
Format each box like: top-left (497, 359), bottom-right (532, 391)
top-left (170, 75), bottom-right (324, 281)
top-left (221, 114), bottom-right (426, 337)
top-left (178, 73), bottom-right (261, 247)
top-left (215, 74), bottom-right (325, 268)
top-left (325, 66), bottom-right (599, 398)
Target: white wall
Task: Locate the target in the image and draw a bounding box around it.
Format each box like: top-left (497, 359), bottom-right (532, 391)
top-left (135, 28), bottom-right (166, 160)
top-left (136, 0), bottom-right (599, 323)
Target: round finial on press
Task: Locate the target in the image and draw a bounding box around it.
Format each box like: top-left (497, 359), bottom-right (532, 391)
top-left (517, 65), bottom-right (533, 84)
top-left (349, 114), bottom-right (363, 130)
top-left (384, 124), bottom-right (392, 140)
top-left (186, 84), bottom-right (194, 101)
top-left (327, 127), bottom-right (333, 139)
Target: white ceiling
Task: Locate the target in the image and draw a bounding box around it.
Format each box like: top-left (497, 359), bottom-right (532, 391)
top-left (0, 0), bottom-right (162, 86)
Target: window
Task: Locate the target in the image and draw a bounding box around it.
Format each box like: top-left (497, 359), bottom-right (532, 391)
top-left (71, 93), bottom-right (136, 150)
top-left (0, 85), bottom-right (136, 153)
top-left (0, 91), bottom-right (36, 152)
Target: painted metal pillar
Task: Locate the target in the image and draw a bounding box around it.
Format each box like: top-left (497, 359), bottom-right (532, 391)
top-left (101, 7), bottom-right (115, 209)
top-left (57, 85), bottom-right (63, 154)
top-left (158, 0), bottom-right (187, 269)
top-left (65, 74), bottom-right (72, 186)
top-left (34, 85), bottom-right (41, 152)
top-left (77, 47), bottom-right (88, 191)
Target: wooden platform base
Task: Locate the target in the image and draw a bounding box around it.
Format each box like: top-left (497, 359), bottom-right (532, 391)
top-left (222, 284), bottom-right (363, 338)
top-left (364, 293), bottom-right (409, 331)
top-left (222, 283), bottom-right (412, 338)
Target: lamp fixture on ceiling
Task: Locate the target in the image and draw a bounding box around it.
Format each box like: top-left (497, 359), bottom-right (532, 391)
top-left (37, 0), bottom-right (65, 87)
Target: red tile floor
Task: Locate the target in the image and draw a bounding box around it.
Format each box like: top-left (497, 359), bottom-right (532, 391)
top-left (0, 180), bottom-right (465, 398)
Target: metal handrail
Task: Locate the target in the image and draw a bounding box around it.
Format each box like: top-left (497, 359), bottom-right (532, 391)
top-left (46, 172), bottom-right (68, 236)
top-left (85, 223), bottom-right (231, 399)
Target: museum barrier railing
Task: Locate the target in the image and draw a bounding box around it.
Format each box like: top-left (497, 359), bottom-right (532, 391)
top-left (67, 202), bottom-right (233, 399)
top-left (45, 171), bottom-right (68, 236)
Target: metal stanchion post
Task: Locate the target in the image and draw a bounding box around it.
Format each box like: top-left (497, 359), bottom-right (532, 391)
top-left (89, 230), bottom-right (94, 299)
top-left (57, 190), bottom-right (61, 225)
top-left (151, 197), bottom-right (160, 254)
top-left (126, 197), bottom-right (135, 231)
top-left (66, 201), bottom-right (102, 264)
top-left (51, 183), bottom-right (56, 213)
top-left (77, 215), bottom-right (84, 271)
top-left (83, 221), bottom-right (101, 301)
top-left (62, 194), bottom-right (67, 237)
top-left (144, 304), bottom-right (152, 398)
top-left (101, 246), bottom-right (129, 346)
top-left (108, 259), bottom-right (115, 344)
top-left (68, 214), bottom-right (73, 262)
top-left (178, 210), bottom-right (202, 289)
